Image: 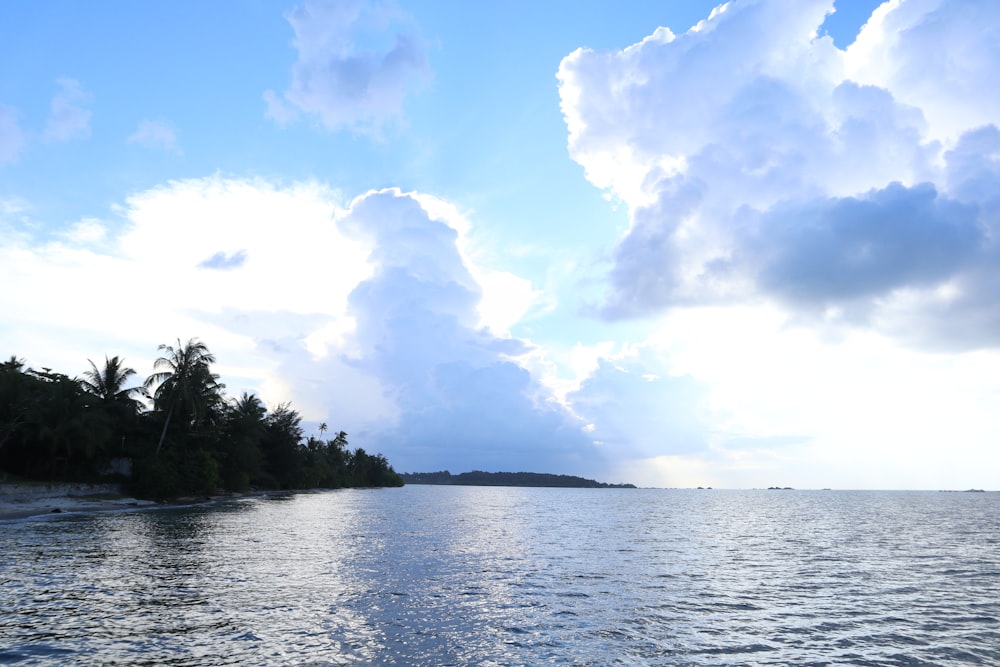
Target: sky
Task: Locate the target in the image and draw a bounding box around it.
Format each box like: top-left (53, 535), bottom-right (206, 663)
top-left (2, 0), bottom-right (999, 489)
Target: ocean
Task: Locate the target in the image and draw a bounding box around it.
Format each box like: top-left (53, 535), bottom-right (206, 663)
top-left (2, 486), bottom-right (998, 665)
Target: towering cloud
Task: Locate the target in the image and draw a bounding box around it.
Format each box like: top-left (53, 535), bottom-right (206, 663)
top-left (558, 0), bottom-right (1000, 350)
top-left (276, 190), bottom-right (601, 474)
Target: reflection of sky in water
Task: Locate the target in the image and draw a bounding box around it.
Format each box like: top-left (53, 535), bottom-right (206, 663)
top-left (1, 488), bottom-right (999, 665)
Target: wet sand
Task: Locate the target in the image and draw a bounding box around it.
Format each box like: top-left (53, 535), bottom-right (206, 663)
top-left (0, 495), bottom-right (158, 520)
top-left (0, 483), bottom-right (157, 521)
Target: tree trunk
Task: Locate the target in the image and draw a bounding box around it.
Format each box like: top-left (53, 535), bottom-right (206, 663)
top-left (155, 403), bottom-right (174, 455)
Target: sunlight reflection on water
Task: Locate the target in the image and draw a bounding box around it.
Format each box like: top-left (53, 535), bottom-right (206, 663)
top-left (2, 487), bottom-right (999, 665)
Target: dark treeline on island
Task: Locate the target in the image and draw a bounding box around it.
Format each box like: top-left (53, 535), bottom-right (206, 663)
top-left (401, 470), bottom-right (636, 488)
top-left (0, 338), bottom-right (403, 499)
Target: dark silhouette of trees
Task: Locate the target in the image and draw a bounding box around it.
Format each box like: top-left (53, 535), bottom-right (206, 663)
top-left (0, 340), bottom-right (403, 496)
top-left (260, 403), bottom-right (305, 489)
top-left (399, 470), bottom-right (635, 488)
top-left (0, 356), bottom-right (30, 455)
top-left (218, 392), bottom-right (267, 491)
top-left (145, 338), bottom-right (225, 454)
top-left (80, 355), bottom-right (143, 410)
top-left (0, 364), bottom-right (108, 480)
top-left (79, 355), bottom-right (144, 455)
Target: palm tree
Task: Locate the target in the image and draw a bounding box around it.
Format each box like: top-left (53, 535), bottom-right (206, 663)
top-left (80, 355), bottom-right (144, 455)
top-left (333, 431), bottom-right (348, 450)
top-left (144, 338), bottom-right (225, 454)
top-left (80, 355), bottom-right (144, 412)
top-left (221, 392), bottom-right (267, 490)
top-left (318, 422), bottom-right (328, 440)
top-left (232, 392), bottom-right (267, 424)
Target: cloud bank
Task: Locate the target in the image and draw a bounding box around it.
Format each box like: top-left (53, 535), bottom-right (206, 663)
top-left (265, 0), bottom-right (431, 133)
top-left (558, 0), bottom-right (1000, 350)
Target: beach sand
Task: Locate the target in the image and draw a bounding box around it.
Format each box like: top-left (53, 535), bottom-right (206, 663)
top-left (0, 483), bottom-right (158, 521)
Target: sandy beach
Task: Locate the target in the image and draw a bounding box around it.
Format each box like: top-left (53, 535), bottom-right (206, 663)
top-left (0, 483), bottom-right (158, 521)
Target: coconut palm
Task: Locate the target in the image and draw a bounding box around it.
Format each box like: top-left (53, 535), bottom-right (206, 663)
top-left (80, 355), bottom-right (144, 412)
top-left (80, 355), bottom-right (145, 455)
top-left (220, 392), bottom-right (267, 490)
top-left (231, 392), bottom-right (267, 424)
top-left (144, 338), bottom-right (225, 454)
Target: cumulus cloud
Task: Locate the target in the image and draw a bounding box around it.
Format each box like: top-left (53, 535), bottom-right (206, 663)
top-left (128, 119), bottom-right (180, 154)
top-left (558, 0), bottom-right (1000, 349)
top-left (727, 182), bottom-right (983, 311)
top-left (0, 104), bottom-right (25, 164)
top-left (846, 0), bottom-right (1000, 143)
top-left (275, 190), bottom-right (601, 474)
top-left (44, 77), bottom-right (92, 142)
top-left (0, 178), bottom-right (609, 477)
top-left (265, 0), bottom-right (431, 133)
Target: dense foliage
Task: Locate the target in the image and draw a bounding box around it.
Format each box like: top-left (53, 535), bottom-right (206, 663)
top-left (0, 339), bottom-right (403, 498)
top-left (400, 470), bottom-right (636, 488)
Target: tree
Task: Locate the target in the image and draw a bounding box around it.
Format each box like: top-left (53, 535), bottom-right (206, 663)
top-left (80, 355), bottom-right (144, 410)
top-left (333, 430), bottom-right (348, 450)
top-left (144, 338), bottom-right (225, 454)
top-left (25, 368), bottom-right (106, 479)
top-left (219, 392), bottom-right (267, 490)
top-left (80, 355), bottom-right (145, 452)
top-left (260, 402), bottom-right (304, 488)
top-left (0, 356), bottom-right (30, 453)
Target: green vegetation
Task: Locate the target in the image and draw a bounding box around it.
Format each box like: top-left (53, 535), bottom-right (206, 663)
top-left (401, 470), bottom-right (636, 488)
top-left (0, 339), bottom-right (403, 499)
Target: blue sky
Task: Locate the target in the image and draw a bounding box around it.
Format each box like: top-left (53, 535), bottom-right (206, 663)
top-left (4, 0), bottom-right (999, 489)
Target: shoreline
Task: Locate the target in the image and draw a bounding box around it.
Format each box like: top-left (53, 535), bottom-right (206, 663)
top-left (0, 483), bottom-right (306, 522)
top-left (0, 493), bottom-right (159, 521)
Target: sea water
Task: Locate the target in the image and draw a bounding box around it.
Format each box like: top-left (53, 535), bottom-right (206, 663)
top-left (1, 486), bottom-right (998, 665)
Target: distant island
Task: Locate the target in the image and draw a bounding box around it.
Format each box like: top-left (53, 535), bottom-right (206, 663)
top-left (400, 470), bottom-right (636, 488)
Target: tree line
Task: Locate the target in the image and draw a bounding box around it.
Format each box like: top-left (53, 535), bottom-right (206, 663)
top-left (0, 338), bottom-right (402, 498)
top-left (400, 470), bottom-right (636, 488)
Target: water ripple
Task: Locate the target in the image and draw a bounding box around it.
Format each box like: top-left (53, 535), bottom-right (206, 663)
top-left (1, 489), bottom-right (999, 665)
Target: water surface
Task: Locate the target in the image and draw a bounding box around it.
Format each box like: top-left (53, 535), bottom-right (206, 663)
top-left (2, 487), bottom-right (998, 665)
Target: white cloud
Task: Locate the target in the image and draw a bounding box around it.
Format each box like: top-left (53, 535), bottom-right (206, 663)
top-left (0, 178), bottom-right (612, 477)
top-left (323, 189), bottom-right (599, 473)
top-left (3, 169), bottom-right (998, 487)
top-left (0, 177), bottom-right (364, 402)
top-left (846, 0), bottom-right (1000, 144)
top-left (0, 104), bottom-right (25, 164)
top-left (265, 0), bottom-right (431, 133)
top-left (44, 77), bottom-right (92, 142)
top-left (546, 0), bottom-right (1000, 488)
top-left (61, 217), bottom-right (109, 245)
top-left (567, 302), bottom-right (1000, 489)
top-left (557, 0), bottom-right (1000, 350)
top-left (128, 119), bottom-right (180, 154)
